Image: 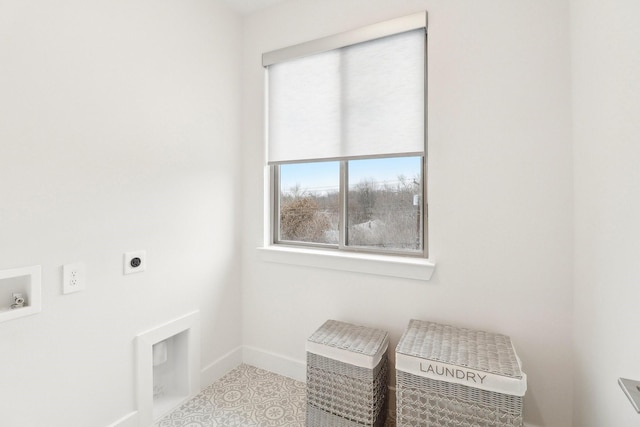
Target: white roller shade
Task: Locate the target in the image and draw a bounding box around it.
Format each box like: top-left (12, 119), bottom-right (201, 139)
top-left (267, 28), bottom-right (425, 164)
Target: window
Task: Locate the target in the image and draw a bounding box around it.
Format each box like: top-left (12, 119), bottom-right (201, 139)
top-left (263, 13), bottom-right (427, 258)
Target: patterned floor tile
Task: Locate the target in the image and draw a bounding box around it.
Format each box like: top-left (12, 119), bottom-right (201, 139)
top-left (155, 364), bottom-right (396, 427)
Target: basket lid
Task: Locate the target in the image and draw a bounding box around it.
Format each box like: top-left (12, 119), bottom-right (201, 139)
top-left (395, 320), bottom-right (527, 396)
top-left (307, 320), bottom-right (389, 369)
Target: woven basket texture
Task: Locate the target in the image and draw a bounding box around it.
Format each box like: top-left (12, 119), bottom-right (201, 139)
top-left (307, 403), bottom-right (387, 427)
top-left (396, 320), bottom-right (523, 378)
top-left (396, 371), bottom-right (523, 427)
top-left (308, 319), bottom-right (388, 357)
top-left (307, 353), bottom-right (388, 425)
top-left (307, 320), bottom-right (389, 427)
top-left (395, 320), bottom-right (524, 427)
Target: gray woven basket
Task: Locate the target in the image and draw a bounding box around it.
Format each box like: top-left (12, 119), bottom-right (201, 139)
top-left (307, 320), bottom-right (389, 427)
top-left (395, 320), bottom-right (526, 427)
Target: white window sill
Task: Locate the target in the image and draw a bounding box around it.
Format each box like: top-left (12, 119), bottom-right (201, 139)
top-left (257, 246), bottom-right (435, 281)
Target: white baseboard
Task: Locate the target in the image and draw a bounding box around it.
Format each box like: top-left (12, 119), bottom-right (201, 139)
top-left (200, 346), bottom-right (243, 387)
top-left (107, 346), bottom-right (242, 427)
top-left (107, 411), bottom-right (137, 427)
top-left (243, 345), bottom-right (306, 382)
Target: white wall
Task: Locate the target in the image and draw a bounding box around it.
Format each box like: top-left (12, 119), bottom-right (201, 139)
top-left (572, 0), bottom-right (640, 425)
top-left (11, 1), bottom-right (633, 425)
top-left (0, 1), bottom-right (242, 426)
top-left (241, 1), bottom-right (573, 426)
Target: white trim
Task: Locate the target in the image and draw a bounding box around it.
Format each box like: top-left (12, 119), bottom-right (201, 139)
top-left (258, 246), bottom-right (435, 281)
top-left (109, 345), bottom-right (241, 427)
top-left (306, 338), bottom-right (388, 370)
top-left (243, 345), bottom-right (306, 383)
top-left (263, 11), bottom-right (427, 66)
top-left (135, 311), bottom-right (201, 427)
top-left (200, 346), bottom-right (243, 387)
top-left (396, 352), bottom-right (527, 397)
top-left (106, 411), bottom-right (137, 427)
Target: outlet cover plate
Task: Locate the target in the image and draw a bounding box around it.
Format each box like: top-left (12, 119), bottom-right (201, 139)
top-left (63, 263), bottom-right (85, 294)
top-left (124, 250), bottom-right (146, 275)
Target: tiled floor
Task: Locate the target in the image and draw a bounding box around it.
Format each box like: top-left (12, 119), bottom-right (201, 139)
top-left (155, 364), bottom-right (395, 427)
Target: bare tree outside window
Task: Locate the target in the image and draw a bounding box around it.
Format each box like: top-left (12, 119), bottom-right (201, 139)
top-left (347, 172), bottom-right (422, 251)
top-left (276, 157), bottom-right (423, 255)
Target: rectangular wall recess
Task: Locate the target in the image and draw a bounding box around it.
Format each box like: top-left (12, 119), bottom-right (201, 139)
top-left (136, 311), bottom-right (200, 426)
top-left (0, 265), bottom-right (42, 323)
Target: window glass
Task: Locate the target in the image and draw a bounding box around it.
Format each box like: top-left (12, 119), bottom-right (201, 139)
top-left (346, 157), bottom-right (423, 252)
top-left (276, 157), bottom-right (424, 255)
top-left (278, 162), bottom-right (340, 244)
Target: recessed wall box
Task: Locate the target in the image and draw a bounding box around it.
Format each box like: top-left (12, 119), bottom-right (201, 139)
top-left (0, 265), bottom-right (42, 323)
top-left (136, 311), bottom-right (200, 426)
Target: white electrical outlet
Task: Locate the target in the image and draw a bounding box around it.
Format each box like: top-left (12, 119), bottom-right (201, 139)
top-left (124, 250), bottom-right (146, 275)
top-left (63, 263), bottom-right (85, 294)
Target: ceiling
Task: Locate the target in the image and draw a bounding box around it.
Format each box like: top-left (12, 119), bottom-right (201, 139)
top-left (222, 0), bottom-right (289, 15)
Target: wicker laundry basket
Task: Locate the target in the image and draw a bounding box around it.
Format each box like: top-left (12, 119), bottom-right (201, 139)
top-left (395, 320), bottom-right (527, 427)
top-left (306, 320), bottom-right (389, 427)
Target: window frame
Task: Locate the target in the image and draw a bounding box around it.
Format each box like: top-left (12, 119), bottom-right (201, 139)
top-left (271, 156), bottom-right (427, 258)
top-left (263, 12), bottom-right (430, 262)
